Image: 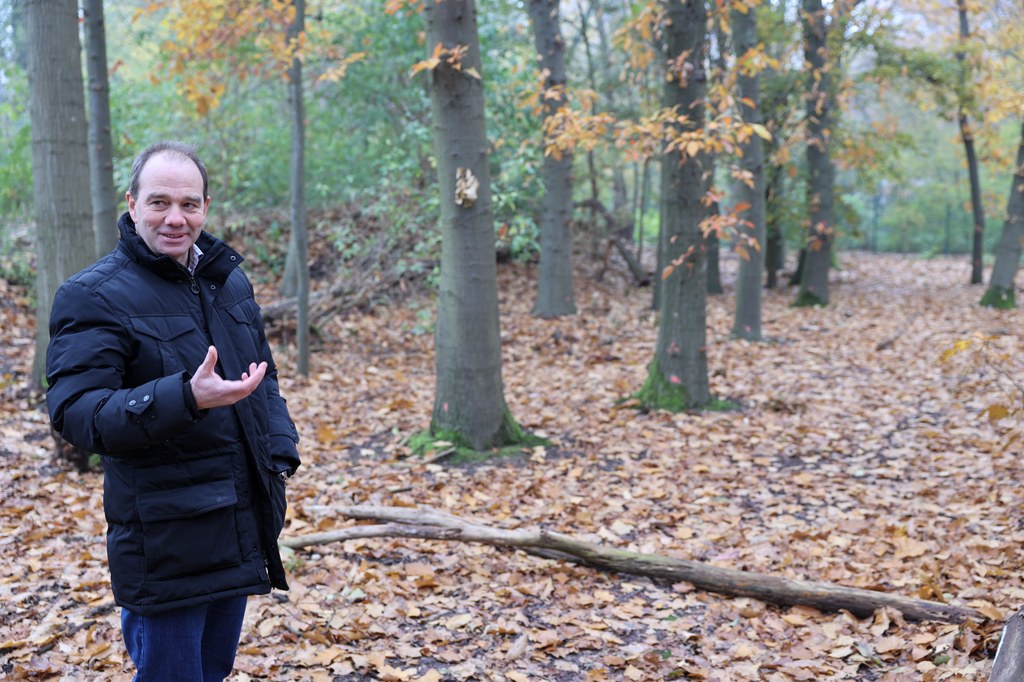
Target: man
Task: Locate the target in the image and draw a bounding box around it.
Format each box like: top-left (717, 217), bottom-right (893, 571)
top-left (46, 141), bottom-right (300, 681)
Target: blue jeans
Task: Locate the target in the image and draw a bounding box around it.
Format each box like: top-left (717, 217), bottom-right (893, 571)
top-left (121, 596), bottom-right (248, 682)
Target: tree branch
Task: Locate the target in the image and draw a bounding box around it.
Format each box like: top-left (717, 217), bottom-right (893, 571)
top-left (281, 505), bottom-right (982, 624)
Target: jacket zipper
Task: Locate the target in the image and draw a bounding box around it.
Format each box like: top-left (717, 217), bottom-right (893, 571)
top-left (188, 273), bottom-right (200, 295)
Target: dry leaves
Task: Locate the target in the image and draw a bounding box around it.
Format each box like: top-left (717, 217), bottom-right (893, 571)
top-left (0, 252), bottom-right (1016, 679)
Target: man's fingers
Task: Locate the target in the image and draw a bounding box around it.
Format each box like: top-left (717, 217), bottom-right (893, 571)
top-left (241, 362), bottom-right (267, 384)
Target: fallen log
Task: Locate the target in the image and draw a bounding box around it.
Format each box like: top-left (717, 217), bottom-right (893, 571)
top-left (280, 505), bottom-right (981, 624)
top-left (990, 608), bottom-right (1024, 682)
top-left (260, 276), bottom-right (386, 327)
top-left (577, 198), bottom-right (650, 286)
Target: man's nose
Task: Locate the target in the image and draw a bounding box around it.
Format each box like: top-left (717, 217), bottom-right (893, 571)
top-left (166, 205), bottom-right (186, 226)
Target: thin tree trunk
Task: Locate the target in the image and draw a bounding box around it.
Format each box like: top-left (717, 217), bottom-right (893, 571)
top-left (280, 505), bottom-right (981, 624)
top-left (731, 5), bottom-right (766, 340)
top-left (956, 0), bottom-right (986, 285)
top-left (980, 120), bottom-right (1024, 308)
top-left (638, 0), bottom-right (709, 411)
top-left (705, 21), bottom-right (729, 297)
top-left (529, 0), bottom-right (576, 318)
top-left (765, 166), bottom-right (785, 289)
top-left (288, 0), bottom-right (309, 376)
top-left (593, 7), bottom-right (629, 217)
top-left (26, 0), bottom-right (95, 388)
top-left (82, 0), bottom-right (118, 258)
top-left (795, 0), bottom-right (835, 307)
top-left (637, 157), bottom-right (652, 266)
top-left (425, 0), bottom-right (524, 450)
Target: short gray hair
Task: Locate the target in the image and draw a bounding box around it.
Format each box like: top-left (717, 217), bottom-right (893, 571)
top-left (127, 141), bottom-right (209, 200)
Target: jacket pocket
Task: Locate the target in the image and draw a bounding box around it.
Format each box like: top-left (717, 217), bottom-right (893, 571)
top-left (137, 478), bottom-right (242, 580)
top-left (130, 314), bottom-right (199, 375)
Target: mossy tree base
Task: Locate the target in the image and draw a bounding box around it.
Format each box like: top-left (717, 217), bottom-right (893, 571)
top-left (414, 409), bottom-right (549, 464)
top-left (792, 289), bottom-right (827, 308)
top-left (632, 359), bottom-right (698, 413)
top-left (980, 286), bottom-right (1016, 309)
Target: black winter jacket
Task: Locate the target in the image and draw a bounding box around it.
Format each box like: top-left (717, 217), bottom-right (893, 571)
top-left (46, 213), bottom-right (300, 615)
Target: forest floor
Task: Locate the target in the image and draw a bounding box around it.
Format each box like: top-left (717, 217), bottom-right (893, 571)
top-left (2, 245), bottom-right (1023, 681)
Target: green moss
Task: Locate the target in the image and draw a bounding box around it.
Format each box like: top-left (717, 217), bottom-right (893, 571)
top-left (979, 286), bottom-right (1016, 309)
top-left (792, 289), bottom-right (827, 308)
top-left (408, 428), bottom-right (473, 455)
top-left (707, 397), bottom-right (741, 412)
top-left (631, 358), bottom-right (694, 413)
top-left (414, 408), bottom-right (549, 464)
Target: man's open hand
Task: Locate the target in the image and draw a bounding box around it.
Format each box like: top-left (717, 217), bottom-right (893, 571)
top-left (189, 346), bottom-right (267, 410)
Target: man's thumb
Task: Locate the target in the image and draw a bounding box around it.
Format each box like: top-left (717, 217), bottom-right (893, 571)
top-left (200, 346), bottom-right (218, 374)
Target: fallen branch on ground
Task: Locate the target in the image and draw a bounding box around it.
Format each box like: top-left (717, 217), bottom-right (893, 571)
top-left (261, 256), bottom-right (433, 328)
top-left (280, 505), bottom-right (982, 624)
top-left (577, 198), bottom-right (650, 286)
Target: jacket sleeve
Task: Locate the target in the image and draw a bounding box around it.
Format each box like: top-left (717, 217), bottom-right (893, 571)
top-left (46, 281), bottom-right (201, 455)
top-left (254, 304), bottom-right (301, 476)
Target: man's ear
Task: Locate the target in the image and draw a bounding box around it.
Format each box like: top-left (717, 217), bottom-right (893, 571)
top-left (126, 192), bottom-right (137, 220)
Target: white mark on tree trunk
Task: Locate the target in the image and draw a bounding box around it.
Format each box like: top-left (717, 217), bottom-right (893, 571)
top-left (455, 167), bottom-right (478, 208)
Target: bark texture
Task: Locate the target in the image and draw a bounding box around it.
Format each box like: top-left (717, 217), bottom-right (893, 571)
top-left (980, 120), bottom-right (1024, 308)
top-left (796, 0), bottom-right (835, 307)
top-left (640, 0), bottom-right (710, 410)
top-left (82, 0), bottom-right (118, 258)
top-left (731, 5), bottom-right (766, 340)
top-left (426, 0), bottom-right (521, 450)
top-left (26, 0), bottom-right (95, 386)
top-left (281, 505), bottom-right (981, 624)
top-left (528, 0), bottom-right (576, 318)
top-left (991, 608), bottom-right (1024, 682)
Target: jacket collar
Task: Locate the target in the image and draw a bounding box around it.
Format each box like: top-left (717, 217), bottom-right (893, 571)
top-left (116, 212), bottom-right (243, 283)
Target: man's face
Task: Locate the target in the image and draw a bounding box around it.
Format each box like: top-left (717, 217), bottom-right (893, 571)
top-left (126, 153), bottom-right (210, 266)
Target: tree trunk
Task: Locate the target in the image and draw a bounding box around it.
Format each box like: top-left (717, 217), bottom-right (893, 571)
top-left (593, 4), bottom-right (629, 221)
top-left (26, 0), bottom-right (95, 388)
top-left (731, 5), bottom-right (766, 340)
top-left (957, 0), bottom-right (986, 286)
top-left (705, 22), bottom-right (729, 297)
top-left (528, 0), bottom-right (576, 318)
top-left (281, 231), bottom-right (299, 298)
top-left (991, 608), bottom-right (1024, 682)
top-left (82, 0), bottom-right (118, 259)
top-left (765, 166), bottom-right (785, 289)
top-left (980, 120), bottom-right (1024, 309)
top-left (280, 505), bottom-right (981, 624)
top-left (637, 157), bottom-right (652, 267)
top-left (795, 0), bottom-right (835, 307)
top-left (288, 0), bottom-right (310, 376)
top-left (637, 0), bottom-right (709, 411)
top-left (425, 0), bottom-right (524, 451)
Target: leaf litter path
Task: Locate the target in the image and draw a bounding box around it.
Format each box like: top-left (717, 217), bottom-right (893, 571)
top-left (1, 252), bottom-right (1022, 681)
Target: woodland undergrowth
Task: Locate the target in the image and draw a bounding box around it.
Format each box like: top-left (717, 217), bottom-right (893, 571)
top-left (1, 236), bottom-right (1022, 681)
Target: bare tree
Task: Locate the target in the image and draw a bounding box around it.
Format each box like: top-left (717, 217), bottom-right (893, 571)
top-left (425, 0), bottom-right (528, 450)
top-left (82, 0), bottom-right (118, 258)
top-left (25, 0), bottom-right (95, 386)
top-left (529, 0), bottom-right (577, 318)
